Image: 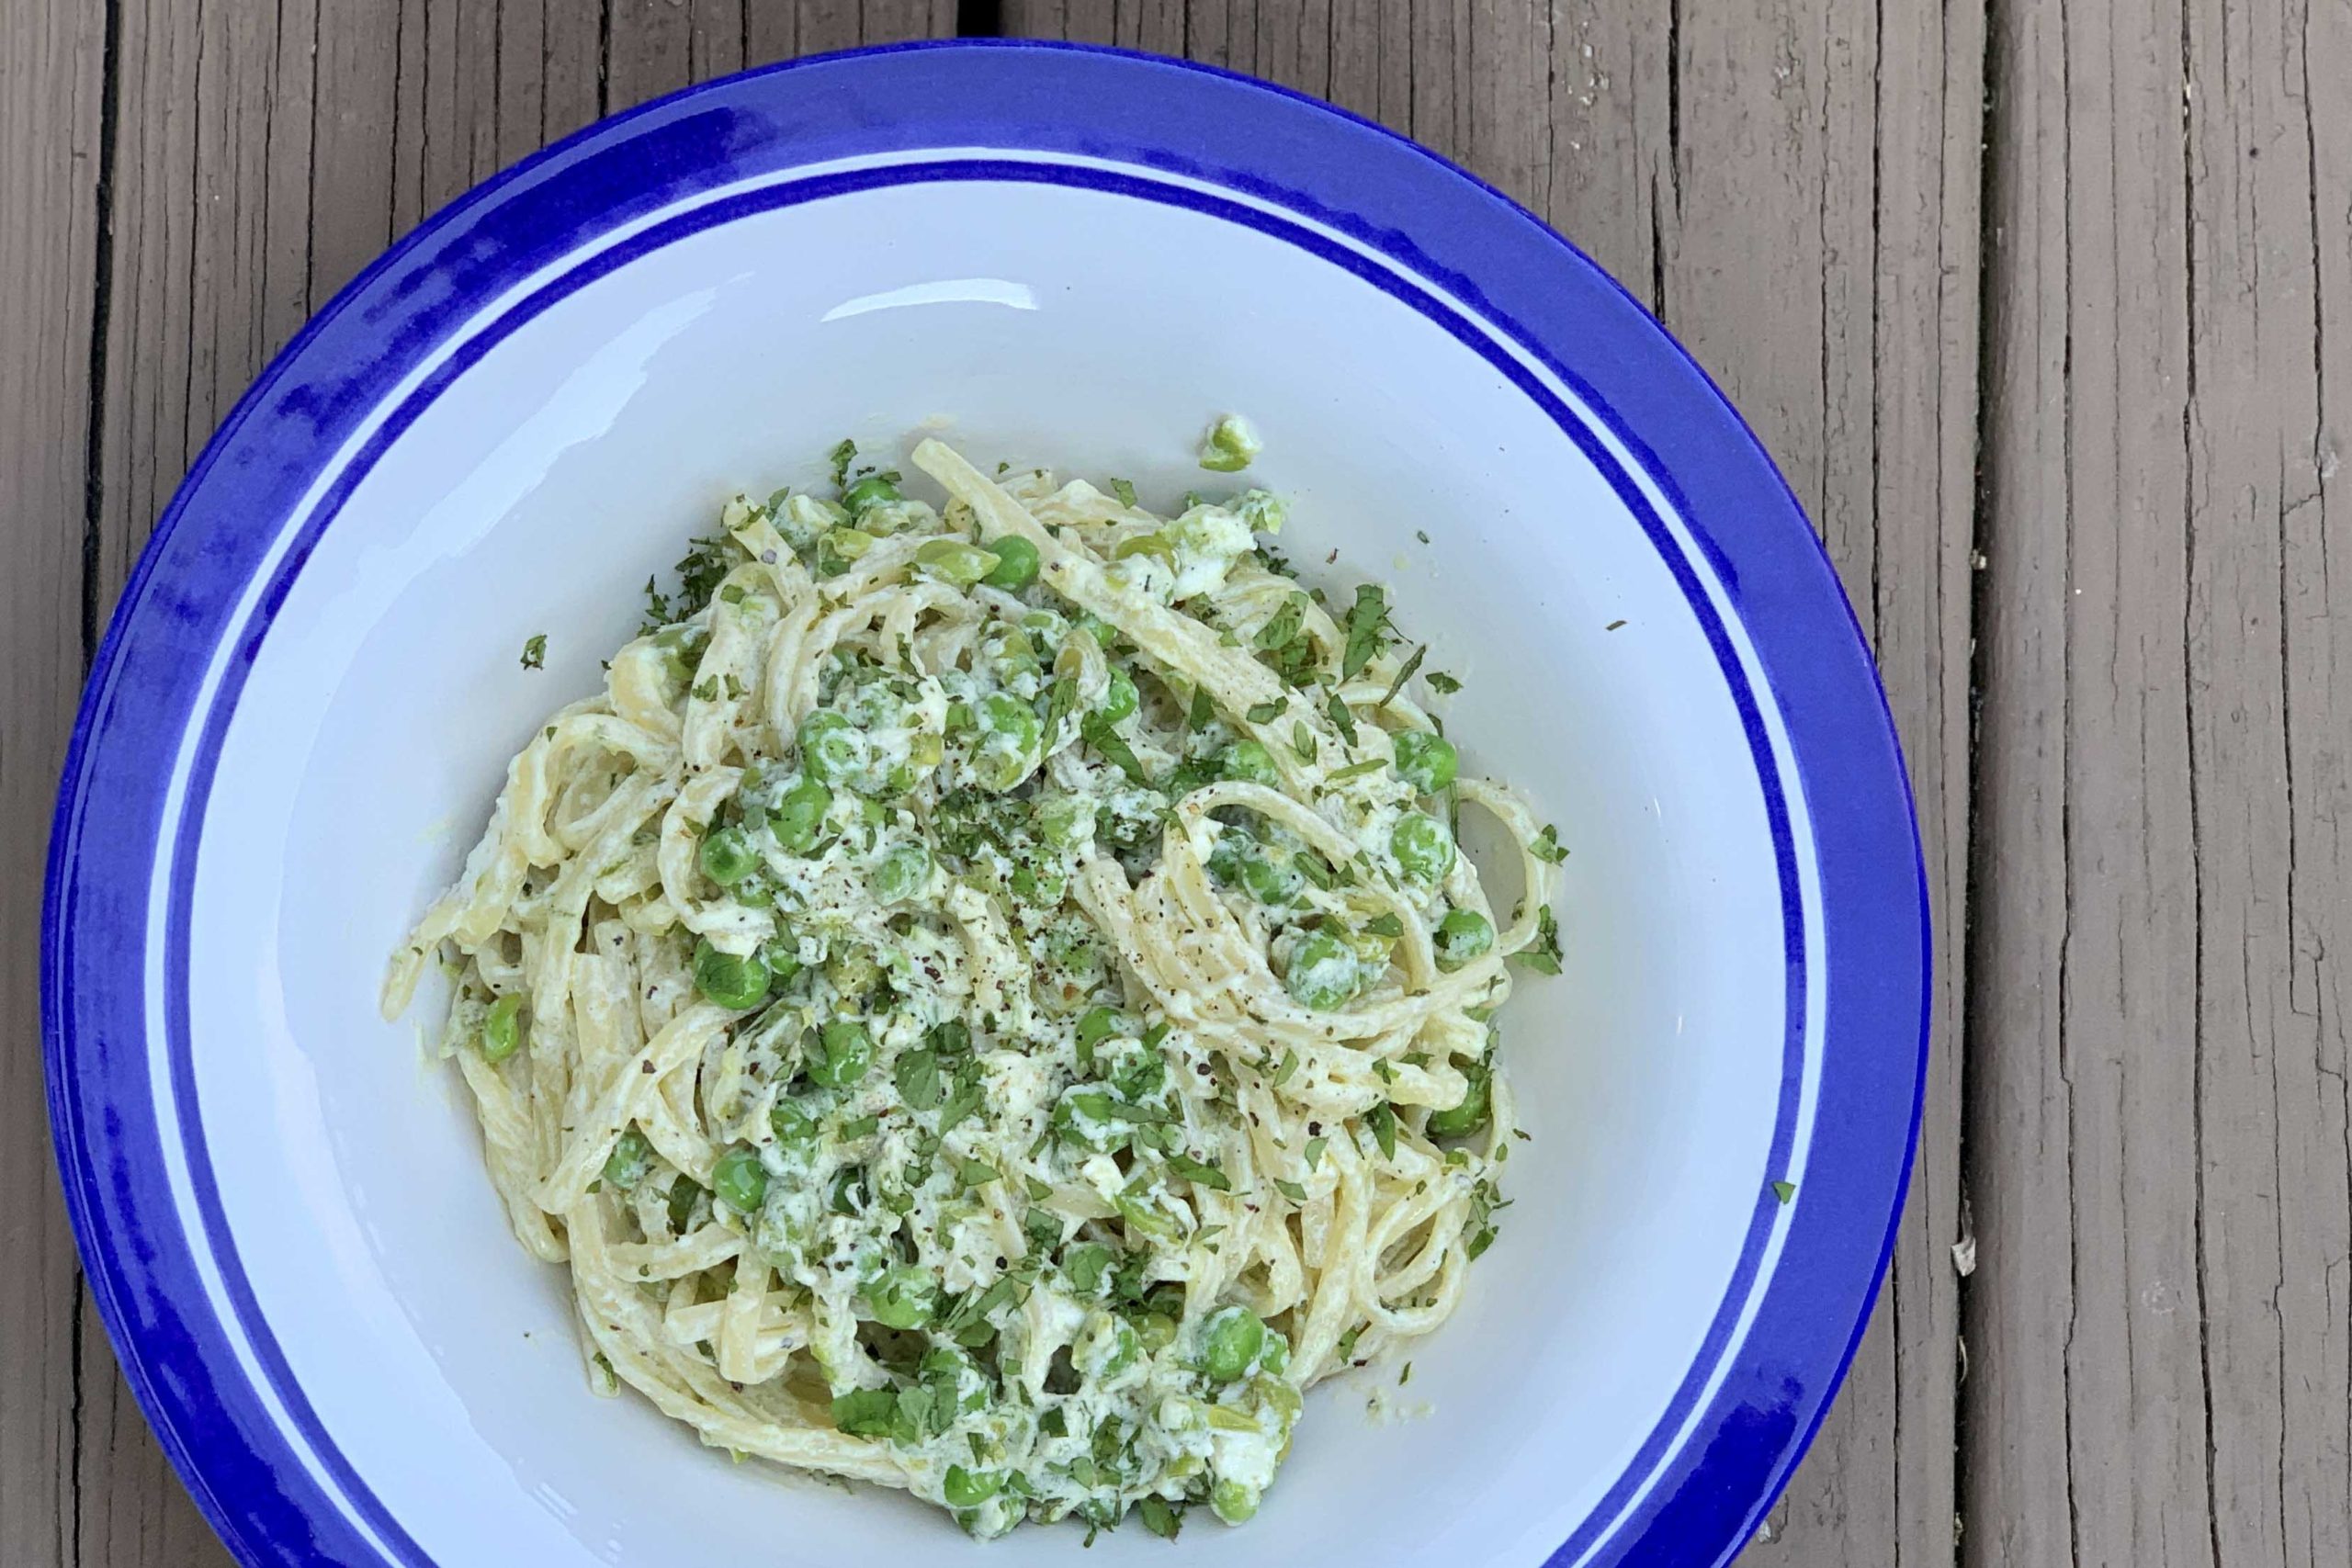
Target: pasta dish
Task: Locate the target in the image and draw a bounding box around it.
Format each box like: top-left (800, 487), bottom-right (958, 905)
top-left (382, 421), bottom-right (1563, 1540)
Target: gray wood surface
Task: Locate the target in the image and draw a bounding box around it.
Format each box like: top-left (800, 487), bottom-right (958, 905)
top-left (1, 1), bottom-right (2340, 1564)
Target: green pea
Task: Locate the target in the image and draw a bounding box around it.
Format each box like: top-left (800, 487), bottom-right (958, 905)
top-left (699, 824), bottom-right (759, 886)
top-left (1074, 612), bottom-right (1120, 650)
top-left (769, 1096), bottom-right (820, 1148)
top-left (1076, 1312), bottom-right (1141, 1380)
top-left (1239, 849), bottom-right (1305, 908)
top-left (1135, 1310), bottom-right (1180, 1353)
top-left (816, 526), bottom-right (875, 577)
top-left (1392, 730), bottom-right (1458, 793)
top-left (797, 711), bottom-right (858, 783)
top-left (693, 940), bottom-right (771, 1010)
top-left (731, 864), bottom-right (776, 908)
top-left (481, 993), bottom-right (523, 1063)
top-left (1433, 908), bottom-right (1495, 971)
top-left (1198, 413), bottom-right (1261, 473)
top-left (1201, 1305), bottom-right (1265, 1382)
top-left (712, 1145), bottom-right (768, 1212)
top-left (1211, 1478), bottom-right (1261, 1524)
top-left (601, 1125), bottom-right (652, 1190)
top-left (1221, 739), bottom-right (1280, 786)
top-left (841, 474), bottom-right (901, 513)
top-left (981, 534), bottom-right (1039, 590)
top-left (826, 945), bottom-right (880, 1000)
top-left (863, 1264), bottom-right (936, 1329)
top-left (981, 627), bottom-right (1040, 686)
top-left (1204, 833), bottom-right (1249, 886)
top-left (1100, 668), bottom-right (1138, 724)
top-left (809, 1020), bottom-right (873, 1088)
top-left (873, 842), bottom-right (932, 902)
top-left (972, 693), bottom-right (1042, 792)
top-left (1391, 811), bottom-right (1455, 882)
top-left (1425, 1059), bottom-right (1493, 1139)
top-left (1257, 1329), bottom-right (1292, 1376)
top-left (1283, 930), bottom-right (1359, 1010)
top-left (758, 932), bottom-right (803, 984)
top-left (914, 537), bottom-right (1001, 586)
top-left (772, 775), bottom-right (833, 854)
top-left (943, 1465), bottom-right (1002, 1508)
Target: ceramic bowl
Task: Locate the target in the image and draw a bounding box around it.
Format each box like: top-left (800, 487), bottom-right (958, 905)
top-left (46, 39), bottom-right (1928, 1568)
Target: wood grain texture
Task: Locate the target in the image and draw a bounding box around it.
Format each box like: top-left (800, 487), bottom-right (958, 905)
top-left (1003, 6), bottom-right (1982, 1563)
top-left (1966, 0), bottom-right (2352, 1563)
top-left (2180, 7), bottom-right (2352, 1562)
top-left (0, 8), bottom-right (108, 1568)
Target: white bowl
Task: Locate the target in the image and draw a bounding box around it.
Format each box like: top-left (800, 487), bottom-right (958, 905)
top-left (46, 40), bottom-right (1927, 1568)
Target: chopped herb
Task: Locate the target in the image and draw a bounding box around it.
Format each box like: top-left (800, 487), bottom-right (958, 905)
top-left (1415, 529), bottom-right (1431, 544)
top-left (1024, 1175), bottom-right (1055, 1202)
top-left (1109, 477), bottom-right (1139, 509)
top-left (719, 583), bottom-right (745, 604)
top-left (520, 633), bottom-right (547, 671)
top-left (1270, 1047), bottom-right (1300, 1087)
top-left (1290, 722), bottom-right (1317, 764)
top-left (1366, 1101), bottom-right (1398, 1159)
top-left (1188, 685), bottom-right (1215, 731)
top-left (1340, 584), bottom-right (1391, 679)
top-left (1246, 696), bottom-right (1289, 724)
top-left (1304, 1135), bottom-right (1327, 1171)
top-left (893, 1048), bottom-right (942, 1111)
top-left (1531, 824), bottom-right (1567, 863)
top-left (691, 677), bottom-right (720, 703)
top-left (1378, 644), bottom-right (1427, 709)
top-left (1254, 593), bottom-right (1307, 654)
top-left (1325, 758), bottom-right (1385, 783)
top-left (1606, 618), bottom-right (1628, 631)
top-left (832, 1386), bottom-right (899, 1436)
top-left (1772, 1179), bottom-right (1799, 1204)
top-left (1399, 1361), bottom-right (1413, 1386)
top-left (1272, 1178), bottom-right (1309, 1202)
top-left (1081, 713), bottom-right (1150, 784)
top-left (1364, 913), bottom-right (1404, 938)
top-left (1512, 906), bottom-right (1564, 975)
top-left (1425, 671), bottom-right (1463, 695)
top-left (956, 1157), bottom-right (1001, 1190)
top-left (1163, 1153), bottom-right (1231, 1190)
top-left (829, 438), bottom-right (856, 489)
top-left (1325, 693), bottom-right (1359, 747)
top-left (1136, 1495), bottom-right (1182, 1540)
top-left (1045, 675), bottom-right (1080, 744)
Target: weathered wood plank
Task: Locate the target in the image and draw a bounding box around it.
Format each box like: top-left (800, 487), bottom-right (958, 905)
top-left (1001, 7), bottom-right (1981, 1564)
top-left (2179, 1), bottom-right (2352, 1565)
top-left (0, 3), bottom-right (107, 1565)
top-left (1964, 0), bottom-right (2252, 1563)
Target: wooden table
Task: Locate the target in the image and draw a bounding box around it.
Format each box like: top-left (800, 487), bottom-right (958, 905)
top-left (5, 3), bottom-right (2344, 1564)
